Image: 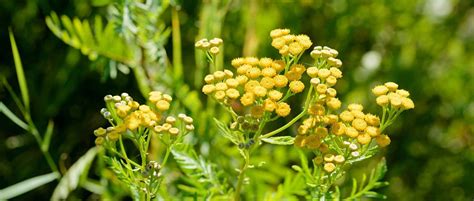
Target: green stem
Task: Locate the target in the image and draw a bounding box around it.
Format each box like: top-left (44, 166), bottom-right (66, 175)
top-left (25, 115), bottom-right (59, 174)
top-left (234, 150), bottom-right (249, 201)
top-left (171, 6), bottom-right (183, 81)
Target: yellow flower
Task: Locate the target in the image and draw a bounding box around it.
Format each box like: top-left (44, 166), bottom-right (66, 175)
top-left (245, 57), bottom-right (260, 66)
top-left (348, 104), bottom-right (363, 111)
top-left (357, 133), bottom-right (371, 145)
top-left (240, 93), bottom-right (255, 106)
top-left (202, 84), bottom-right (215, 94)
top-left (396, 89), bottom-right (410, 97)
top-left (329, 67), bottom-right (342, 78)
top-left (156, 100), bottom-right (170, 111)
top-left (94, 127), bottom-right (107, 136)
top-left (326, 76), bottom-right (337, 86)
top-left (324, 162), bottom-right (336, 172)
top-left (272, 60), bottom-right (285, 72)
top-left (273, 75), bottom-right (289, 88)
top-left (259, 57), bottom-right (273, 67)
top-left (352, 118), bottom-right (367, 131)
top-left (331, 122), bottom-right (346, 135)
top-left (250, 106), bottom-right (265, 118)
top-left (268, 90), bottom-right (283, 101)
top-left (279, 45), bottom-right (289, 55)
top-left (264, 99), bottom-right (277, 111)
top-left (253, 86), bottom-right (267, 97)
top-left (246, 67), bottom-right (261, 79)
top-left (307, 67), bottom-right (319, 78)
top-left (225, 78), bottom-right (239, 88)
top-left (384, 82), bottom-right (399, 91)
top-left (376, 135), bottom-right (391, 147)
top-left (340, 110), bottom-right (354, 122)
top-left (116, 105), bottom-right (131, 118)
top-left (372, 85), bottom-right (389, 96)
top-left (226, 88), bottom-right (240, 99)
top-left (324, 154), bottom-right (334, 162)
top-left (285, 71), bottom-right (301, 81)
top-left (351, 110), bottom-right (365, 119)
top-left (236, 75), bottom-right (249, 85)
top-left (316, 84), bottom-right (328, 94)
top-left (215, 82), bottom-right (228, 91)
top-left (326, 98), bottom-right (341, 110)
top-left (318, 68), bottom-right (331, 79)
top-left (365, 114), bottom-right (380, 126)
top-left (244, 80), bottom-right (260, 92)
top-left (213, 71), bottom-right (226, 81)
top-left (290, 64), bottom-right (306, 74)
top-left (95, 137), bottom-right (105, 145)
top-left (296, 34), bottom-right (312, 49)
top-left (260, 77), bottom-right (275, 89)
top-left (327, 88), bottom-right (337, 97)
top-left (209, 46), bottom-right (220, 55)
top-left (270, 28), bottom-right (290, 38)
top-left (261, 67), bottom-right (277, 77)
top-left (345, 126), bottom-right (359, 138)
top-left (276, 102), bottom-right (291, 117)
top-left (169, 127), bottom-right (179, 135)
top-left (214, 90), bottom-right (226, 100)
top-left (334, 155), bottom-right (345, 163)
top-left (366, 126), bottom-right (380, 137)
top-left (237, 64), bottom-right (251, 75)
top-left (376, 95), bottom-right (389, 107)
top-left (231, 57), bottom-right (245, 68)
top-left (289, 81), bottom-right (305, 93)
top-left (271, 37), bottom-right (286, 49)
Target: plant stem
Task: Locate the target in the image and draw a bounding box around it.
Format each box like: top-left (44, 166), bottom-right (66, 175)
top-left (25, 114), bottom-right (59, 174)
top-left (234, 150), bottom-right (249, 201)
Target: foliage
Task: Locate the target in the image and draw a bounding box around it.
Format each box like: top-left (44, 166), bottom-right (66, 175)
top-left (0, 0), bottom-right (473, 200)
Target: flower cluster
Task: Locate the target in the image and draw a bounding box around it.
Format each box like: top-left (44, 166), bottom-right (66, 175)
top-left (372, 82), bottom-right (414, 110)
top-left (94, 91), bottom-right (193, 146)
top-left (270, 28), bottom-right (312, 56)
top-left (202, 56), bottom-right (305, 119)
top-left (195, 37), bottom-right (223, 55)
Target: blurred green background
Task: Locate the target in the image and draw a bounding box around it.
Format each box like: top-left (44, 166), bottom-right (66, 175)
top-left (1, 0), bottom-right (473, 200)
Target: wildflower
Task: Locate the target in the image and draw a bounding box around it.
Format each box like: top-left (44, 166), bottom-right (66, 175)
top-left (357, 133), bottom-right (371, 145)
top-left (345, 127), bottom-right (359, 138)
top-left (376, 95), bottom-right (389, 106)
top-left (365, 114), bottom-right (380, 126)
top-left (289, 81), bottom-right (305, 93)
top-left (352, 118), bottom-right (367, 131)
top-left (214, 91), bottom-right (226, 100)
top-left (210, 47), bottom-right (220, 55)
top-left (268, 90), bottom-right (283, 101)
top-left (307, 67), bottom-right (319, 78)
top-left (261, 67), bottom-right (277, 77)
top-left (204, 74), bottom-right (215, 83)
top-left (326, 98), bottom-right (341, 110)
top-left (326, 76), bottom-right (337, 86)
top-left (264, 99), bottom-right (277, 111)
top-left (226, 88), bottom-right (240, 99)
top-left (213, 71), bottom-right (226, 81)
top-left (384, 82), bottom-right (398, 91)
top-left (334, 155), bottom-right (345, 163)
top-left (401, 97), bottom-right (415, 110)
top-left (276, 102), bottom-right (291, 117)
top-left (95, 137), bottom-right (105, 145)
top-left (316, 84), bottom-right (328, 94)
top-left (246, 67), bottom-right (261, 79)
top-left (324, 163), bottom-right (336, 172)
top-left (169, 127), bottom-right (179, 135)
top-left (272, 60), bottom-right (285, 72)
top-left (260, 77), bottom-right (275, 89)
top-left (331, 122), bottom-right (346, 135)
top-left (329, 67), bottom-right (342, 78)
top-left (156, 100), bottom-right (170, 111)
top-left (94, 127), bottom-right (107, 136)
top-left (340, 111), bottom-right (354, 122)
top-left (372, 85), bottom-right (389, 96)
top-left (376, 135), bottom-right (391, 147)
top-left (273, 75), bottom-right (289, 88)
top-left (253, 86), bottom-right (268, 97)
top-left (240, 93), bottom-right (255, 106)
top-left (318, 68), bottom-right (331, 79)
top-left (202, 84), bottom-right (215, 94)
top-left (324, 154), bottom-right (335, 162)
top-left (366, 126), bottom-right (380, 137)
top-left (231, 57), bottom-right (245, 67)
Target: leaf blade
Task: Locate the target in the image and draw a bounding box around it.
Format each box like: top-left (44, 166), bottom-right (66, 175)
top-left (261, 136), bottom-right (294, 145)
top-left (0, 101), bottom-right (28, 130)
top-left (8, 29), bottom-right (30, 112)
top-left (0, 172), bottom-right (59, 200)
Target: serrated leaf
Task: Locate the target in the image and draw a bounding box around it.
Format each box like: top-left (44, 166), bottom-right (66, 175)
top-left (0, 172), bottom-right (59, 200)
top-left (213, 118), bottom-right (239, 145)
top-left (51, 148), bottom-right (97, 201)
top-left (261, 136), bottom-right (294, 145)
top-left (8, 29), bottom-right (30, 112)
top-left (0, 101), bottom-right (28, 130)
top-left (374, 157), bottom-right (387, 180)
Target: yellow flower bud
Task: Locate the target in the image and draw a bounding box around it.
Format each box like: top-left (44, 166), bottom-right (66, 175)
top-left (261, 67), bottom-right (277, 77)
top-left (276, 102), bottom-right (291, 117)
top-left (108, 132), bottom-right (120, 141)
top-left (384, 82), bottom-right (398, 91)
top-left (246, 67), bottom-right (261, 79)
top-left (289, 81), bottom-right (305, 93)
top-left (183, 116), bottom-right (194, 124)
top-left (376, 135), bottom-right (391, 147)
top-left (209, 46), bottom-right (220, 55)
top-left (351, 110), bottom-right (365, 119)
top-left (390, 95), bottom-right (402, 108)
top-left (366, 126), bottom-right (380, 137)
top-left (237, 64), bottom-right (251, 75)
top-left (213, 71), bottom-right (226, 81)
top-left (139, 105), bottom-right (151, 112)
top-left (298, 125), bottom-right (309, 135)
top-left (327, 88), bottom-right (337, 97)
top-left (244, 80), bottom-right (260, 92)
top-left (264, 99), bottom-right (277, 112)
top-left (326, 76), bottom-right (337, 87)
top-left (324, 154), bottom-right (334, 162)
top-left (231, 57), bottom-right (245, 68)
top-left (307, 67), bottom-right (319, 78)
top-left (357, 133), bottom-right (371, 144)
top-left (236, 75), bottom-right (249, 85)
top-left (396, 89), bottom-right (410, 97)
top-left (95, 137), bottom-right (105, 145)
top-left (372, 85), bottom-right (389, 96)
top-left (316, 127), bottom-right (328, 138)
top-left (225, 78), bottom-right (239, 88)
top-left (324, 162), bottom-right (336, 172)
top-left (240, 93), bottom-right (255, 106)
top-left (308, 104), bottom-right (325, 116)
top-left (289, 42), bottom-right (304, 55)
top-left (329, 67), bottom-right (342, 78)
top-left (348, 104), bottom-right (363, 111)
top-left (245, 57), bottom-right (260, 66)
top-left (268, 90), bottom-right (283, 101)
top-left (169, 127), bottom-right (180, 135)
top-left (226, 88), bottom-right (240, 99)
top-left (352, 118), bottom-right (367, 131)
top-left (270, 28), bottom-right (290, 38)
top-left (327, 98), bottom-right (342, 110)
top-left (296, 34), bottom-right (312, 49)
top-left (345, 126), bottom-right (359, 138)
top-left (318, 68), bottom-right (331, 79)
top-left (365, 114), bottom-right (380, 126)
top-left (202, 84), bottom-right (215, 94)
top-left (215, 82), bottom-right (228, 91)
top-left (156, 100), bottom-right (170, 111)
top-left (376, 95), bottom-right (389, 107)
top-left (401, 97), bottom-right (415, 110)
top-left (340, 111), bottom-right (354, 122)
top-left (214, 90), bottom-right (226, 100)
top-left (273, 75), bottom-right (288, 88)
top-left (272, 60), bottom-right (285, 72)
top-left (271, 37), bottom-right (286, 49)
top-left (334, 155), bottom-right (345, 163)
top-left (128, 101), bottom-right (140, 109)
top-left (316, 84), bottom-right (328, 94)
top-left (259, 57), bottom-right (273, 67)
top-left (285, 71), bottom-right (301, 81)
top-left (94, 127), bottom-right (107, 136)
top-left (305, 135), bottom-right (322, 149)
top-left (224, 70), bottom-right (234, 78)
top-left (253, 86), bottom-right (267, 97)
top-left (260, 77), bottom-right (275, 89)
top-left (310, 78), bottom-right (321, 86)
top-left (116, 105), bottom-right (131, 118)
top-left (331, 122), bottom-right (346, 135)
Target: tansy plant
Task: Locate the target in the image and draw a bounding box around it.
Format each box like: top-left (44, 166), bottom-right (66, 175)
top-left (198, 28), bottom-right (414, 200)
top-left (93, 91), bottom-right (194, 200)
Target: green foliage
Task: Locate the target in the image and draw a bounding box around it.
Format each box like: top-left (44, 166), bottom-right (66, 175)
top-left (0, 172), bottom-right (59, 200)
top-left (344, 158), bottom-right (389, 200)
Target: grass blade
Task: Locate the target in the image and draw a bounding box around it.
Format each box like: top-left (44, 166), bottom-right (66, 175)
top-left (41, 120), bottom-right (55, 152)
top-left (0, 101), bottom-right (28, 130)
top-left (0, 172), bottom-right (59, 200)
top-left (8, 29), bottom-right (30, 112)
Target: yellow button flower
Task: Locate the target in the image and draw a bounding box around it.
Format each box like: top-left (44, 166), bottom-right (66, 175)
top-left (226, 88), bottom-right (240, 99)
top-left (276, 102), bottom-right (291, 117)
top-left (289, 80), bottom-right (305, 93)
top-left (240, 93), bottom-right (255, 106)
top-left (273, 75), bottom-right (288, 88)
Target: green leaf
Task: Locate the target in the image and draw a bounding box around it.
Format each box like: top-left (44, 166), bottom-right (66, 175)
top-left (374, 157), bottom-right (387, 180)
top-left (51, 148), bottom-right (97, 201)
top-left (213, 118), bottom-right (239, 145)
top-left (261, 136), bottom-right (294, 145)
top-left (41, 120), bottom-right (55, 152)
top-left (8, 29), bottom-right (30, 112)
top-left (0, 172), bottom-right (59, 200)
top-left (363, 191), bottom-right (387, 199)
top-left (0, 101), bottom-right (28, 130)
